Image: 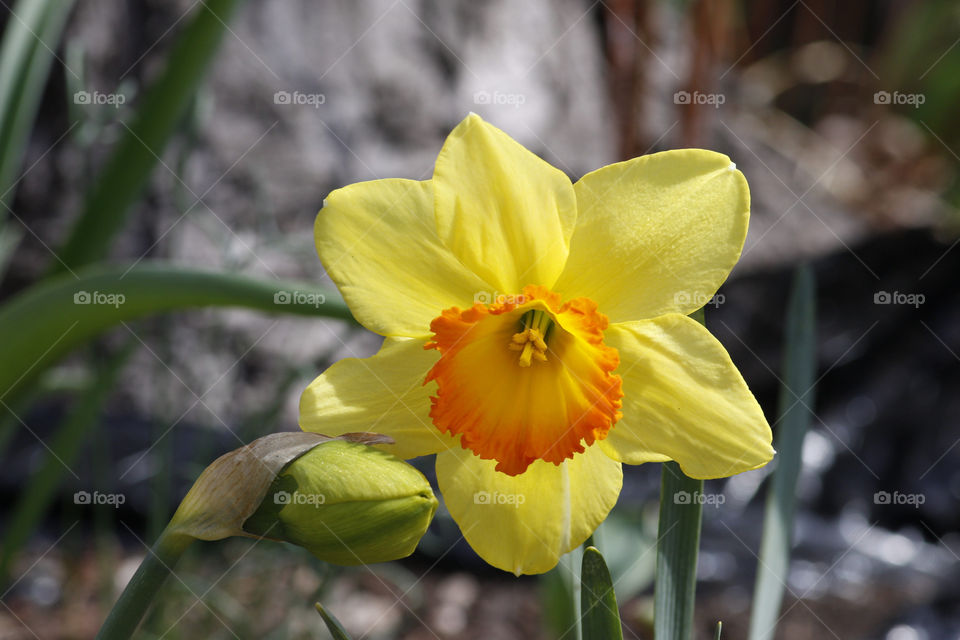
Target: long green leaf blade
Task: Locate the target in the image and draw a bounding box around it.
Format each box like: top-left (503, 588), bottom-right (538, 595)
top-left (0, 340), bottom-right (135, 582)
top-left (0, 0), bottom-right (75, 213)
top-left (748, 265), bottom-right (817, 640)
top-left (0, 262), bottom-right (351, 403)
top-left (0, 225), bottom-right (23, 282)
top-left (541, 552), bottom-right (580, 640)
top-left (54, 0), bottom-right (245, 271)
top-left (315, 603), bottom-right (354, 640)
top-left (654, 461), bottom-right (703, 640)
top-left (654, 307), bottom-right (706, 640)
top-left (581, 546), bottom-right (623, 640)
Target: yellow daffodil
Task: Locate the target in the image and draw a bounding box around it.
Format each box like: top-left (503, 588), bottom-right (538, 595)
top-left (300, 113), bottom-right (774, 575)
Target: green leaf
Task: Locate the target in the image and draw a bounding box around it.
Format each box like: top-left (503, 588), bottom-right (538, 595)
top-left (541, 548), bottom-right (581, 640)
top-left (0, 0), bottom-right (74, 214)
top-left (0, 340), bottom-right (135, 582)
top-left (0, 225), bottom-right (23, 284)
top-left (748, 265), bottom-right (817, 640)
top-left (580, 546), bottom-right (623, 640)
top-left (654, 462), bottom-right (703, 640)
top-left (0, 385), bottom-right (39, 474)
top-left (315, 603), bottom-right (354, 640)
top-left (653, 306), bottom-right (706, 640)
top-left (54, 0), bottom-right (246, 272)
top-left (591, 511), bottom-right (657, 604)
top-left (0, 262), bottom-right (352, 404)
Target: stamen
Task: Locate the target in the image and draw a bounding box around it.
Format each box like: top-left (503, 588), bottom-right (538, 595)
top-left (509, 310), bottom-right (552, 367)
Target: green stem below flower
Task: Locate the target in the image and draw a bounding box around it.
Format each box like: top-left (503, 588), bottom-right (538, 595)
top-left (654, 461), bottom-right (703, 640)
top-left (654, 303), bottom-right (707, 640)
top-left (96, 528), bottom-right (194, 640)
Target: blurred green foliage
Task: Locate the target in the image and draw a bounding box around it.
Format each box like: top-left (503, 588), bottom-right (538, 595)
top-left (0, 0), bottom-right (352, 590)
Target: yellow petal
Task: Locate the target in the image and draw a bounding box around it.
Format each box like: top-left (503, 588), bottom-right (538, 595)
top-left (432, 114), bottom-right (577, 294)
top-left (299, 338), bottom-right (456, 459)
top-left (317, 178), bottom-right (490, 338)
top-left (554, 150), bottom-right (749, 323)
top-left (436, 444), bottom-right (622, 575)
top-left (600, 315), bottom-right (774, 478)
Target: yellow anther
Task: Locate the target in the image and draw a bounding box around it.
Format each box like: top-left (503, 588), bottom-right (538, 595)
top-left (509, 326), bottom-right (548, 367)
top-left (518, 341), bottom-right (536, 367)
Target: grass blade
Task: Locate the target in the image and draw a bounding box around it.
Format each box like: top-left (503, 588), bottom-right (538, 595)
top-left (0, 0), bottom-right (74, 214)
top-left (315, 603), bottom-right (354, 640)
top-left (541, 553), bottom-right (579, 640)
top-left (0, 262), bottom-right (351, 403)
top-left (654, 461), bottom-right (703, 640)
top-left (0, 225), bottom-right (23, 284)
top-left (581, 546), bottom-right (623, 640)
top-left (654, 307), bottom-right (706, 640)
top-left (0, 339), bottom-right (136, 582)
top-left (748, 265), bottom-right (817, 640)
top-left (54, 0), bottom-right (246, 271)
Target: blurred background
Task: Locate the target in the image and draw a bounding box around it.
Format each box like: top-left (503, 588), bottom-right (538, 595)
top-left (1, 0), bottom-right (959, 638)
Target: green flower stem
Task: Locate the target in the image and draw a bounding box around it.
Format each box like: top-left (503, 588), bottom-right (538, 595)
top-left (96, 528), bottom-right (194, 640)
top-left (654, 307), bottom-right (706, 640)
top-left (654, 462), bottom-right (703, 640)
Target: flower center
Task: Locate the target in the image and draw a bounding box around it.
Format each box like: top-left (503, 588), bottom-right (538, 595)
top-left (424, 285), bottom-right (623, 476)
top-left (508, 309), bottom-right (552, 367)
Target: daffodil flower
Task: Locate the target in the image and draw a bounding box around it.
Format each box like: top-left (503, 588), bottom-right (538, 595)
top-left (300, 113), bottom-right (774, 575)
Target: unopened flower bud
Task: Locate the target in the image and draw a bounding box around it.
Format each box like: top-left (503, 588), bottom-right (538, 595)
top-left (167, 432), bottom-right (437, 565)
top-left (242, 439), bottom-right (438, 565)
